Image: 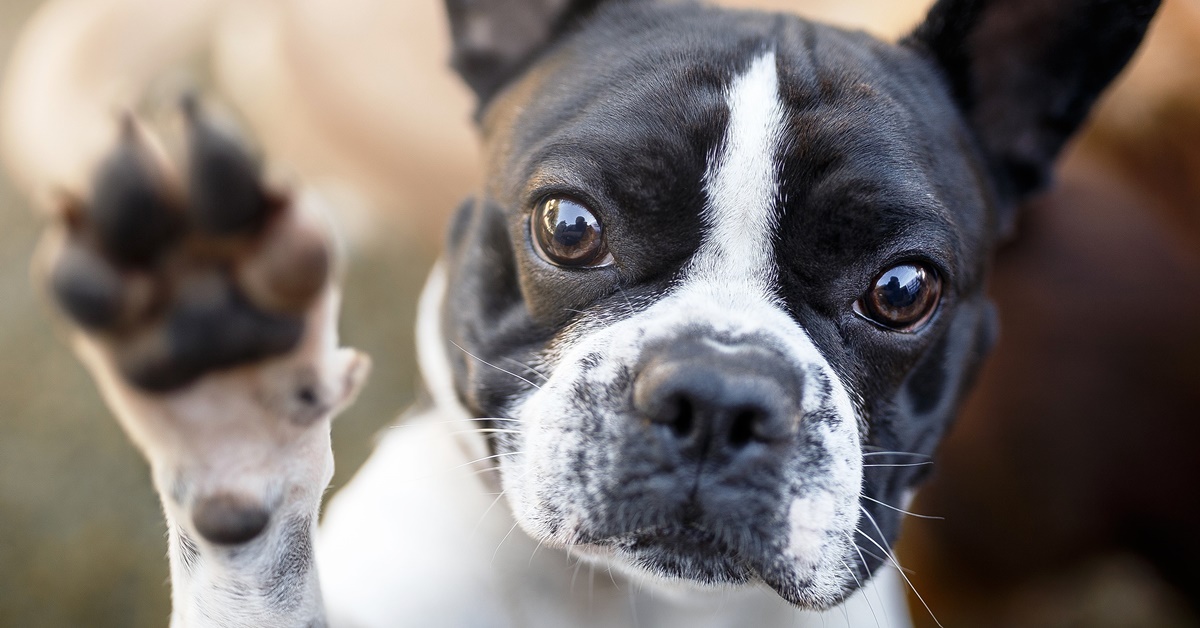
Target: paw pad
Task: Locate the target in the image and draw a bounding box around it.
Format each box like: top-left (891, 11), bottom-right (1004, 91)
top-left (49, 101), bottom-right (329, 392)
top-left (192, 492), bottom-right (271, 545)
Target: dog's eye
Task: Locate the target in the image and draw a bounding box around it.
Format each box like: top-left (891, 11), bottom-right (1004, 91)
top-left (856, 263), bottom-right (941, 332)
top-left (531, 196), bottom-right (612, 268)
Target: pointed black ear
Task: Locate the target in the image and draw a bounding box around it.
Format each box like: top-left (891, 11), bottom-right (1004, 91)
top-left (444, 0), bottom-right (614, 107)
top-left (906, 0), bottom-right (1160, 201)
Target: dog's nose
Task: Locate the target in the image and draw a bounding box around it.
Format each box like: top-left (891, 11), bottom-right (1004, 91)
top-left (633, 341), bottom-right (797, 460)
top-left (192, 493), bottom-right (271, 545)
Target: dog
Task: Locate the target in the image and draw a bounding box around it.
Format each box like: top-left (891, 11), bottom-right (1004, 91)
top-left (7, 0), bottom-right (1159, 625)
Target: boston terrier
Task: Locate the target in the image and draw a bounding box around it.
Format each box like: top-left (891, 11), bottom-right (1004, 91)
top-left (32, 0), bottom-right (1159, 625)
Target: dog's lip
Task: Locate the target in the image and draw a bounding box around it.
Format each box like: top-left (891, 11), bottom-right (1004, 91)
top-left (576, 523), bottom-right (759, 582)
top-left (627, 523), bottom-right (726, 549)
top-left (568, 522), bottom-right (850, 606)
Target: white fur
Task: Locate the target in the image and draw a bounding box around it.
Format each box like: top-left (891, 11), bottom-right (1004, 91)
top-left (695, 52), bottom-right (786, 293)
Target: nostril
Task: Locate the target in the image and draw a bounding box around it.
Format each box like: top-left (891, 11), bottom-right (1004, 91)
top-left (728, 408), bottom-right (762, 448)
top-left (650, 393), bottom-right (696, 438)
top-left (669, 396), bottom-right (695, 438)
top-left (192, 493), bottom-right (270, 545)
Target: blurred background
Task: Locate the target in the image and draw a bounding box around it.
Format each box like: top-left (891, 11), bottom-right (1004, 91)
top-left (0, 0), bottom-right (1197, 626)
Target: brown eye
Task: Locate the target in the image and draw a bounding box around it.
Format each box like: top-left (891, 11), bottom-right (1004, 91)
top-left (857, 263), bottom-right (941, 332)
top-left (531, 196), bottom-right (612, 267)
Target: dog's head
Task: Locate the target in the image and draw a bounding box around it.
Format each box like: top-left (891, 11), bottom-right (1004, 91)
top-left (431, 0), bottom-right (1158, 607)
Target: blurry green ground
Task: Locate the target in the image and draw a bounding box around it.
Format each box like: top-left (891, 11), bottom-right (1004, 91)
top-left (0, 3), bottom-right (436, 626)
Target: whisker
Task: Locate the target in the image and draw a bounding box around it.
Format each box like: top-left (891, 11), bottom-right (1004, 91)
top-left (852, 527), bottom-right (915, 575)
top-left (467, 465), bottom-right (504, 479)
top-left (491, 521), bottom-right (522, 564)
top-left (861, 450), bottom-right (930, 458)
top-left (616, 285), bottom-right (637, 316)
top-left (470, 463), bottom-right (532, 542)
top-left (862, 461), bottom-right (933, 468)
top-left (501, 356), bottom-right (550, 383)
top-left (388, 416), bottom-right (521, 430)
top-left (837, 555), bottom-right (879, 628)
top-left (447, 428), bottom-right (524, 437)
top-left (842, 531), bottom-right (887, 628)
top-left (438, 451), bottom-right (524, 477)
top-left (845, 530), bottom-right (875, 578)
top-left (450, 340), bottom-right (543, 390)
top-left (571, 554), bottom-right (584, 594)
top-left (530, 535), bottom-right (549, 564)
top-left (528, 535), bottom-right (548, 566)
top-left (860, 494), bottom-right (944, 520)
top-left (607, 565), bottom-right (621, 589)
top-left (384, 453), bottom-right (522, 493)
top-left (859, 506), bottom-right (943, 628)
top-left (849, 537), bottom-right (889, 566)
top-left (470, 488), bottom-right (511, 541)
top-left (589, 564), bottom-right (596, 609)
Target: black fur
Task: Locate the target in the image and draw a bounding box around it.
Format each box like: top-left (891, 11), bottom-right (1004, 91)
top-left (907, 0), bottom-right (1161, 205)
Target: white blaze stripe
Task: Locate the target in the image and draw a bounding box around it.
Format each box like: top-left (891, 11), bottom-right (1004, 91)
top-left (693, 51), bottom-right (786, 297)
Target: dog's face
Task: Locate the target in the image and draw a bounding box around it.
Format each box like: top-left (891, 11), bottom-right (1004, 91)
top-left (436, 0), bottom-right (1158, 608)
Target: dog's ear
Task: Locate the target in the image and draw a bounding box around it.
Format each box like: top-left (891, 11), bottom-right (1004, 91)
top-left (445, 0), bottom-right (618, 107)
top-left (906, 0), bottom-right (1160, 202)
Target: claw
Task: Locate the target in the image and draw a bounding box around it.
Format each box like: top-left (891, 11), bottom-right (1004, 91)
top-left (89, 117), bottom-right (183, 265)
top-left (183, 98), bottom-right (271, 235)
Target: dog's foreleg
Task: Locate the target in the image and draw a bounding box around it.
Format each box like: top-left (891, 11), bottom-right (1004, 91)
top-left (5, 4), bottom-right (366, 623)
top-left (31, 104), bottom-right (367, 627)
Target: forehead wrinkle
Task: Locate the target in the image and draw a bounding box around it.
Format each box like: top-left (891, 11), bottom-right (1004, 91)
top-left (691, 50), bottom-right (787, 300)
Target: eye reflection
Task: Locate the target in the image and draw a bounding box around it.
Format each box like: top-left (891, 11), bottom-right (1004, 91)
top-left (532, 197), bottom-right (610, 267)
top-left (857, 263), bottom-right (941, 332)
top-left (880, 268), bottom-right (923, 309)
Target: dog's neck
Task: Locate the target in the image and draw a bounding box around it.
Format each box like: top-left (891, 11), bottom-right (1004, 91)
top-left (389, 259), bottom-right (915, 627)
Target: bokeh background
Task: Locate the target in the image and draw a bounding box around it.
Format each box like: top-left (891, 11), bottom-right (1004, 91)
top-left (1, 0), bottom-right (1198, 626)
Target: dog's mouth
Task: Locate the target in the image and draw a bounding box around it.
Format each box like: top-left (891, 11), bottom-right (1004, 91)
top-left (567, 523), bottom-right (757, 588)
top-left (546, 493), bottom-right (858, 608)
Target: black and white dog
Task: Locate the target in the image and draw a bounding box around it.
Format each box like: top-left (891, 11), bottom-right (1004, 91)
top-left (33, 0), bottom-right (1158, 625)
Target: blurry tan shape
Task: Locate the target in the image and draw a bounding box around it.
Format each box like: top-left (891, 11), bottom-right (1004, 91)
top-left (715, 0), bottom-right (931, 38)
top-left (208, 0), bottom-right (929, 240)
top-left (0, 0), bottom-right (224, 212)
top-left (1, 0), bottom-right (929, 243)
top-left (212, 0), bottom-right (482, 244)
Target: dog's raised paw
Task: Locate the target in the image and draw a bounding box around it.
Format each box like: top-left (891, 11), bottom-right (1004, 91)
top-left (47, 102), bottom-right (330, 393)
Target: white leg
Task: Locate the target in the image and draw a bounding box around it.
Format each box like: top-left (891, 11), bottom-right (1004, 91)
top-left (31, 107), bottom-right (367, 626)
